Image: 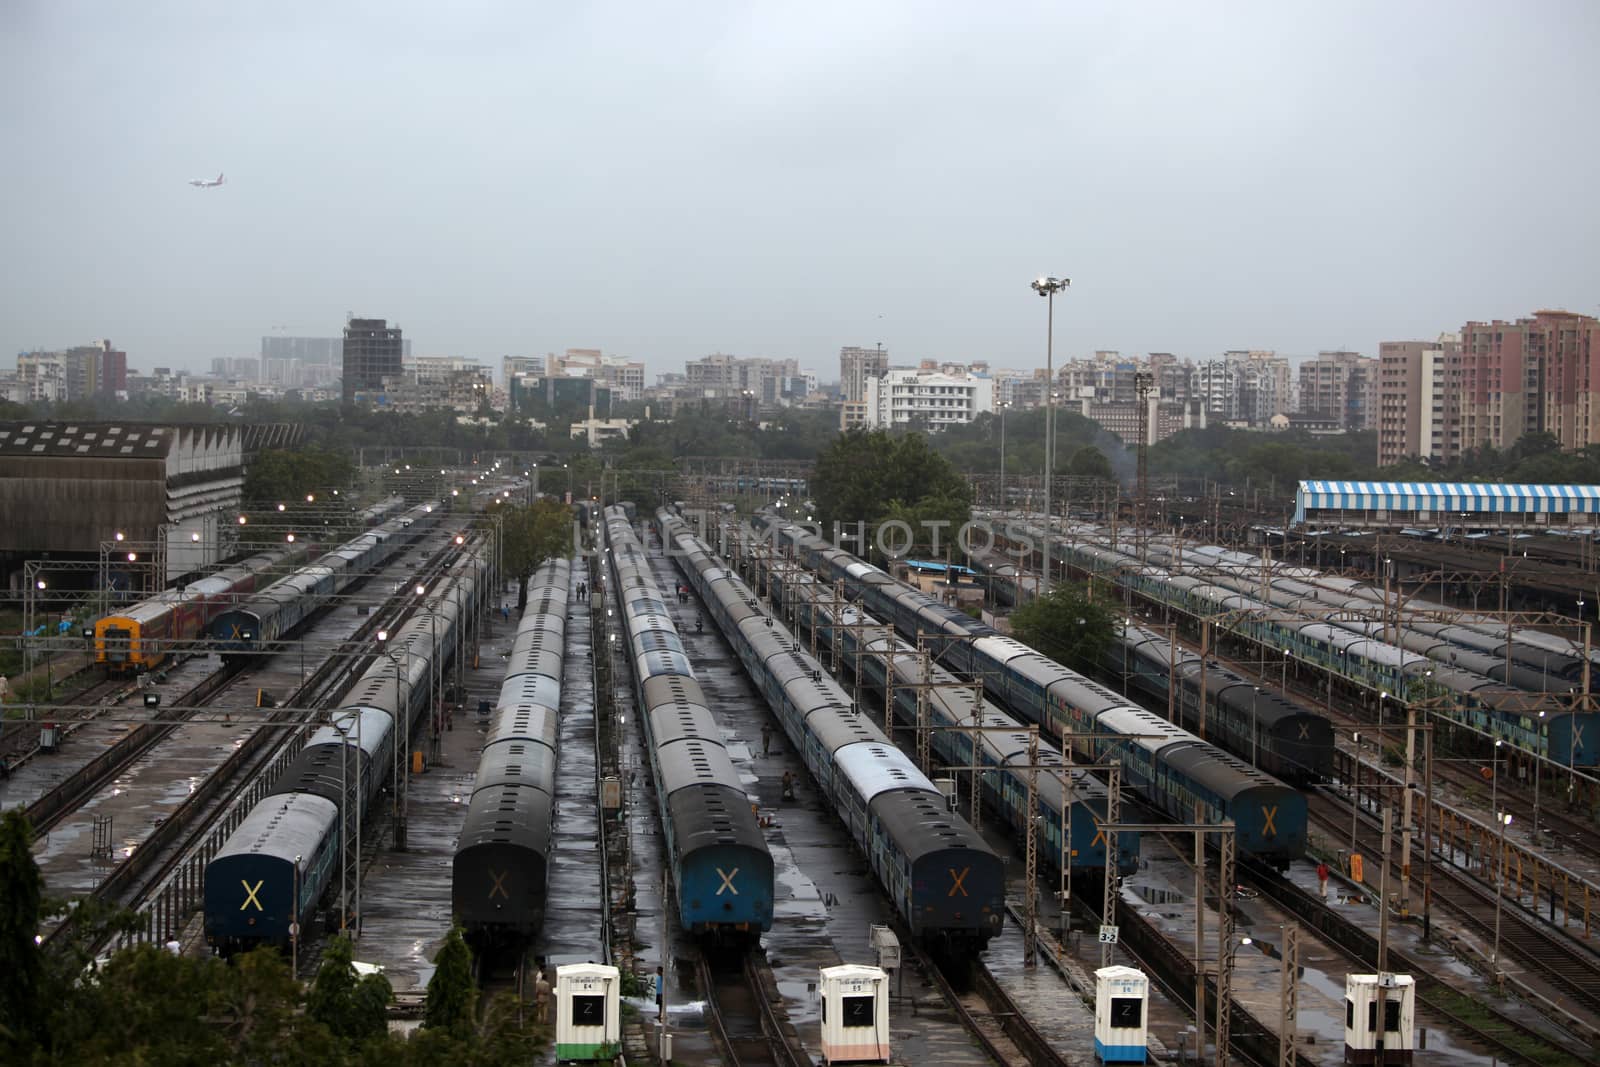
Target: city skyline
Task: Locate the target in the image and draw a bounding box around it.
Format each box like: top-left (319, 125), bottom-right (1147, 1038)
top-left (3, 3), bottom-right (1597, 377)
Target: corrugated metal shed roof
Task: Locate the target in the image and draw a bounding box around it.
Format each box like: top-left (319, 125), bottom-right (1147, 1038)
top-left (1297, 480), bottom-right (1600, 515)
top-left (0, 422), bottom-right (173, 458)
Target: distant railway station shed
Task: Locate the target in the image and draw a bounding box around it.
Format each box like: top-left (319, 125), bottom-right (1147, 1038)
top-left (0, 422), bottom-right (256, 590)
top-left (1294, 480), bottom-right (1600, 532)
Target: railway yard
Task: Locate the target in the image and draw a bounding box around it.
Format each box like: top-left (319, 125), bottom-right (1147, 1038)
top-left (13, 479), bottom-right (1600, 1065)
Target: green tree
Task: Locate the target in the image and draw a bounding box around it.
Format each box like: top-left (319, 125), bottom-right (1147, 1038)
top-left (0, 810), bottom-right (42, 1052)
top-left (1067, 445), bottom-right (1114, 481)
top-left (308, 934), bottom-right (392, 1046)
top-left (213, 947), bottom-right (323, 1063)
top-left (244, 447), bottom-right (355, 510)
top-left (424, 925), bottom-right (477, 1035)
top-left (812, 430), bottom-right (972, 543)
top-left (500, 498), bottom-right (576, 610)
top-left (1009, 581), bottom-right (1117, 674)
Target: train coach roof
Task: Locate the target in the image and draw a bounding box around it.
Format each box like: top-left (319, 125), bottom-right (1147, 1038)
top-left (634, 629), bottom-right (687, 657)
top-left (308, 706), bottom-right (392, 756)
top-left (655, 736), bottom-right (741, 797)
top-left (801, 702), bottom-right (879, 752)
top-left (646, 699), bottom-right (720, 747)
top-left (1161, 739), bottom-right (1288, 795)
top-left (498, 673), bottom-right (561, 716)
top-left (637, 648), bottom-right (694, 680)
top-left (971, 634), bottom-right (1040, 666)
top-left (1046, 670), bottom-right (1129, 711)
top-left (642, 672), bottom-right (711, 712)
top-left (1094, 705), bottom-right (1194, 753)
top-left (213, 793), bottom-right (338, 861)
top-left (627, 596), bottom-right (670, 617)
top-left (486, 703), bottom-right (559, 749)
top-left (869, 788), bottom-right (992, 862)
top-left (832, 741), bottom-right (936, 804)
top-left (456, 783), bottom-right (553, 851)
top-left (1211, 680), bottom-right (1310, 731)
top-left (473, 739), bottom-right (557, 796)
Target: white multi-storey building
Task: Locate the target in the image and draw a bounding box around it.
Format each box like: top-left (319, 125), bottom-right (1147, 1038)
top-left (863, 367), bottom-right (993, 430)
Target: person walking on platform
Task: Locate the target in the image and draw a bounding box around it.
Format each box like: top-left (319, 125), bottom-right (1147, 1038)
top-left (534, 968), bottom-right (552, 1025)
top-left (781, 770), bottom-right (795, 801)
top-left (761, 721), bottom-right (773, 758)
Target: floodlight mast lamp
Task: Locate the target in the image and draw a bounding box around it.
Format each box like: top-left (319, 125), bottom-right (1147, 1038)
top-left (1031, 275), bottom-right (1069, 597)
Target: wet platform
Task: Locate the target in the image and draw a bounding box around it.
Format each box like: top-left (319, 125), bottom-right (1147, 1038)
top-left (26, 529), bottom-right (463, 903)
top-left (1128, 836), bottom-right (1524, 1064)
top-left (1, 653), bottom-right (221, 814)
top-left (641, 537), bottom-right (999, 1066)
top-left (535, 572), bottom-right (605, 964)
top-left (348, 573), bottom-right (533, 991)
top-left (1288, 842), bottom-right (1583, 1062)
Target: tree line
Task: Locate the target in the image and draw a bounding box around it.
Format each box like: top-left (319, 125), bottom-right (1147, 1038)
top-left (0, 809), bottom-right (548, 1065)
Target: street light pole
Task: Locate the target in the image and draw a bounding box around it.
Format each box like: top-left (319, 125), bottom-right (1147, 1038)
top-left (1493, 810), bottom-right (1512, 991)
top-left (1251, 687), bottom-right (1261, 767)
top-left (1350, 731), bottom-right (1361, 859)
top-left (998, 402), bottom-right (1008, 520)
top-left (1032, 275), bottom-right (1069, 597)
top-left (292, 854), bottom-right (301, 976)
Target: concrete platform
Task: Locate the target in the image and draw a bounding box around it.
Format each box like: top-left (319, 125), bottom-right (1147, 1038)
top-left (642, 539), bottom-right (998, 1066)
top-left (535, 572), bottom-right (605, 964)
top-left (347, 573), bottom-right (533, 992)
top-left (1, 653), bottom-right (221, 815)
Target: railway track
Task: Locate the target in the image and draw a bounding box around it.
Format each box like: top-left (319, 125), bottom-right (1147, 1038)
top-left (2, 674), bottom-right (160, 772)
top-left (1307, 785), bottom-right (1600, 1045)
top-left (911, 937), bottom-right (1067, 1067)
top-left (696, 949), bottom-right (808, 1067)
top-left (24, 663), bottom-right (243, 834)
top-left (1238, 852), bottom-right (1596, 1067)
top-left (40, 538), bottom-right (470, 958)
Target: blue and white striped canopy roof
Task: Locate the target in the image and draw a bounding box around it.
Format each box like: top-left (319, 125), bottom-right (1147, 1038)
top-left (1295, 481), bottom-right (1600, 523)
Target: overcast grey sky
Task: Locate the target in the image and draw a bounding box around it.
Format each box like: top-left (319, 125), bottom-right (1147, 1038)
top-left (3, 1), bottom-right (1597, 378)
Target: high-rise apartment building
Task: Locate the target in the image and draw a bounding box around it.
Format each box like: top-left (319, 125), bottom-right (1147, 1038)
top-left (1376, 310), bottom-right (1600, 467)
top-left (549, 348), bottom-right (645, 402)
top-left (16, 340), bottom-right (127, 402)
top-left (1377, 336), bottom-right (1456, 466)
top-left (863, 367), bottom-right (992, 430)
top-left (1299, 351), bottom-right (1377, 432)
top-left (840, 345), bottom-right (888, 403)
top-left (502, 355), bottom-right (545, 386)
top-left (1454, 311), bottom-right (1600, 455)
top-left (341, 318), bottom-right (404, 411)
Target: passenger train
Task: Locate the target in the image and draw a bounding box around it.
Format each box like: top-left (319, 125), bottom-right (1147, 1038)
top-left (1021, 522), bottom-right (1600, 767)
top-left (93, 545), bottom-right (308, 674)
top-left (453, 558), bottom-right (571, 947)
top-left (1116, 624), bottom-right (1333, 784)
top-left (964, 546), bottom-right (1334, 783)
top-left (203, 540), bottom-right (485, 953)
top-left (750, 513), bottom-right (1309, 865)
top-left (604, 507), bottom-right (774, 941)
top-left (736, 531), bottom-right (1140, 876)
top-left (1136, 538), bottom-right (1580, 692)
top-left (210, 503), bottom-right (439, 659)
top-left (662, 509), bottom-right (1007, 953)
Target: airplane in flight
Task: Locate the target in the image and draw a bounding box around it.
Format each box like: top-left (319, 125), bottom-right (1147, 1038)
top-left (188, 172), bottom-right (224, 188)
